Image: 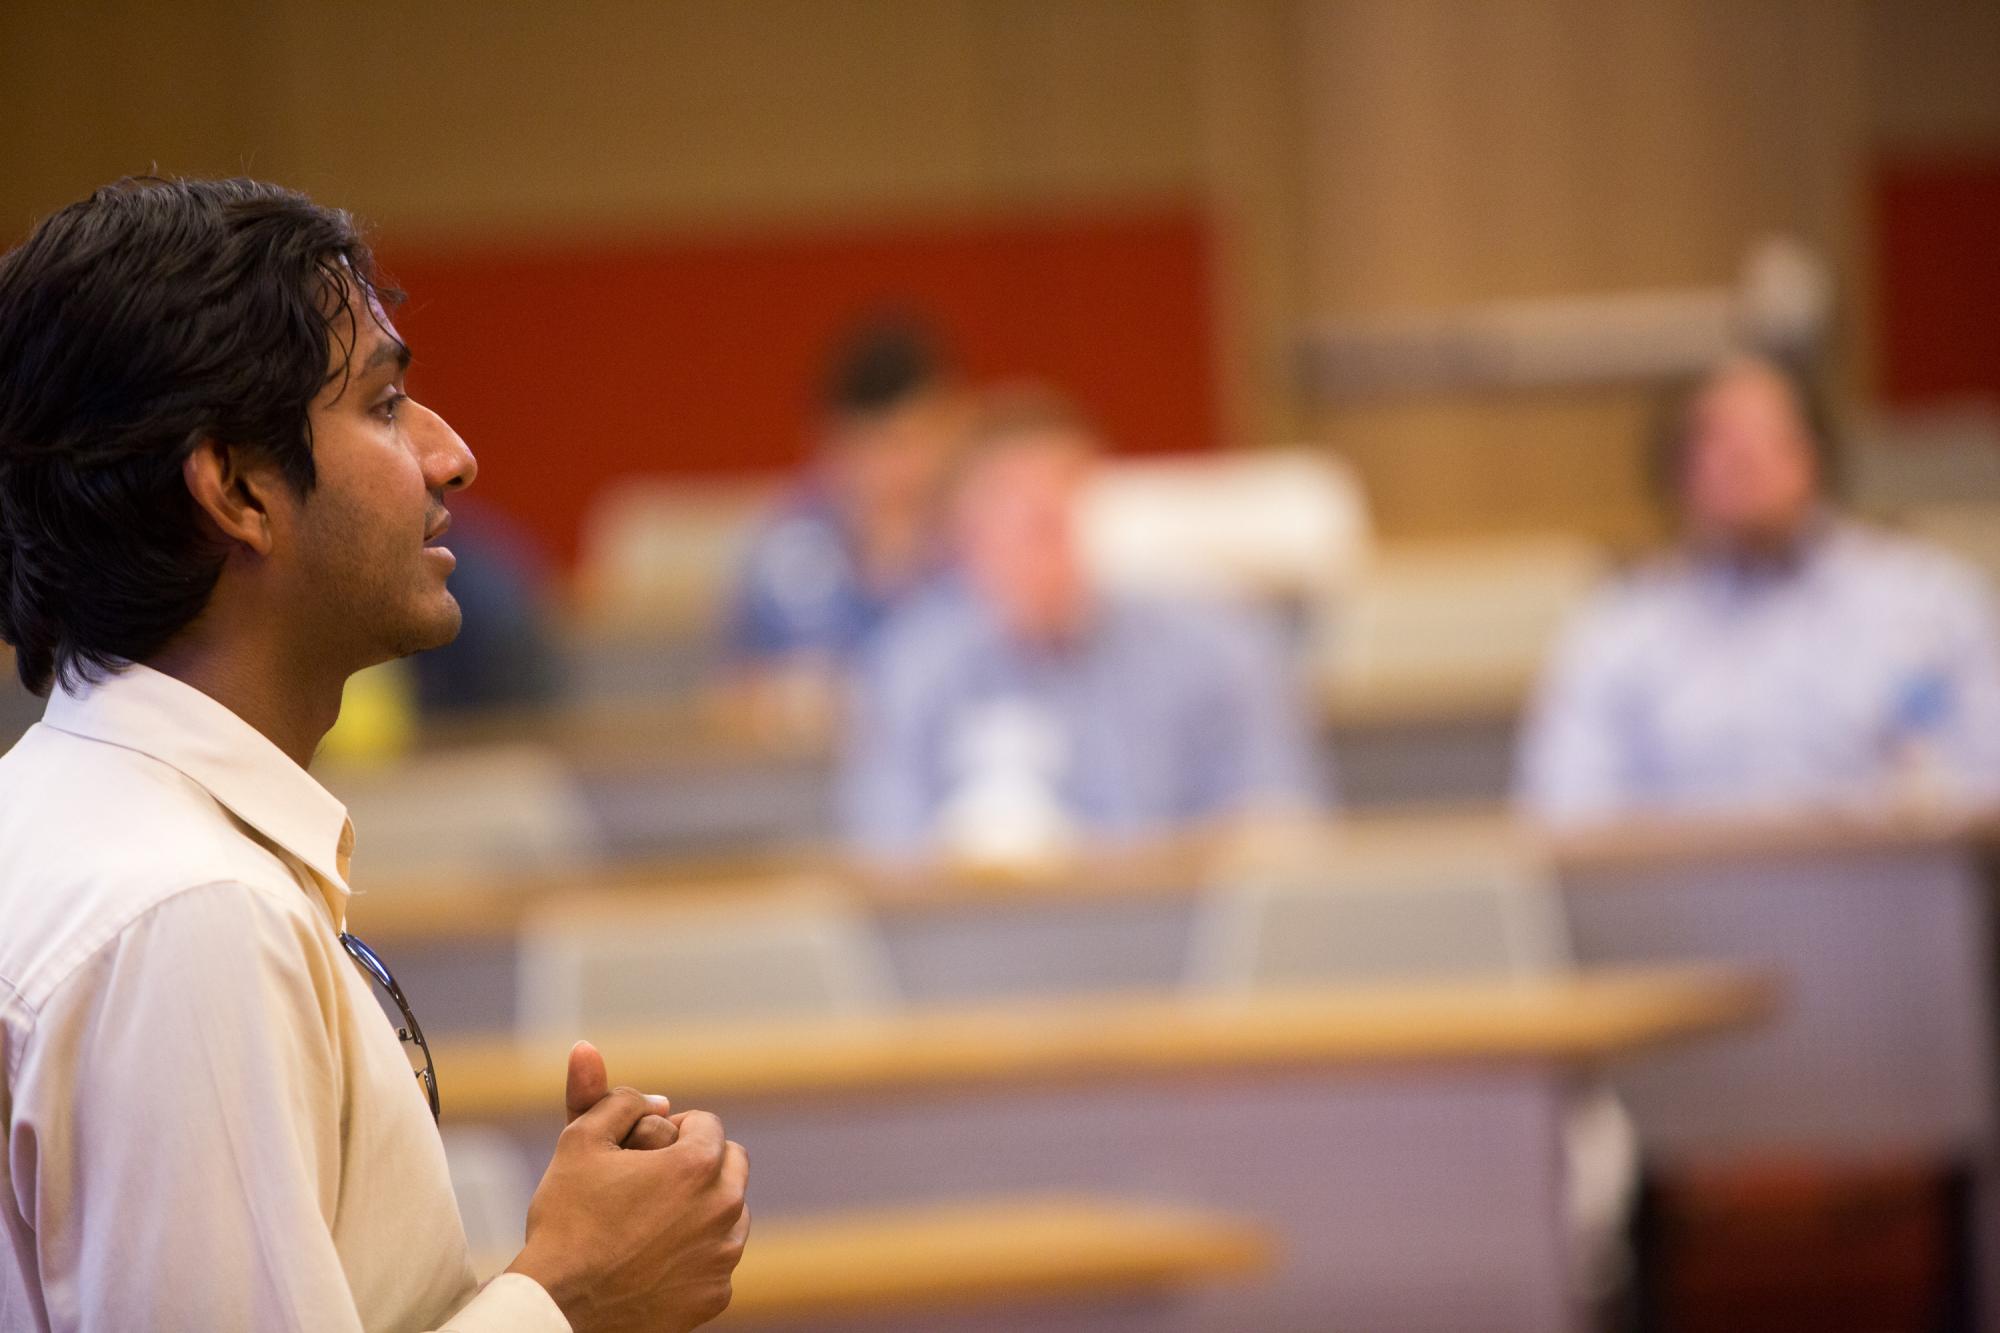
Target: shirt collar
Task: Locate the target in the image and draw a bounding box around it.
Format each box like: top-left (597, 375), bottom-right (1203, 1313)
top-left (40, 664), bottom-right (355, 918)
top-left (1685, 508), bottom-right (1842, 601)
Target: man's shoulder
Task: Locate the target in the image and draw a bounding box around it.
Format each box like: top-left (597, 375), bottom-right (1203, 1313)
top-left (1104, 592), bottom-right (1284, 667)
top-left (1830, 520), bottom-right (1994, 609)
top-left (0, 725), bottom-right (315, 1012)
top-left (0, 723), bottom-right (304, 887)
top-left (868, 580), bottom-right (994, 664)
top-left (1539, 559), bottom-right (1691, 679)
top-left (741, 489), bottom-right (852, 578)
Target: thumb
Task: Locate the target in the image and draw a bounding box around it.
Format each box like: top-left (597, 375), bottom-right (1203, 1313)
top-left (565, 1041), bottom-right (610, 1124)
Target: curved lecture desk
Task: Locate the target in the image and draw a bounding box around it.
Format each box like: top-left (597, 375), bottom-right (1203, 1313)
top-left (1556, 810), bottom-right (2000, 1328)
top-left (443, 967), bottom-right (1769, 1333)
top-left (1550, 810), bottom-right (2000, 1166)
top-left (363, 808), bottom-right (2000, 1167)
top-left (359, 807), bottom-right (2000, 1318)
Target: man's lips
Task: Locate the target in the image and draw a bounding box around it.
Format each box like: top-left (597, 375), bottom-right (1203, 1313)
top-left (423, 510), bottom-right (456, 569)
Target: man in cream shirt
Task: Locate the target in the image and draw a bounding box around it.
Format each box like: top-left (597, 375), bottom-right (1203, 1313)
top-left (0, 179), bottom-right (748, 1330)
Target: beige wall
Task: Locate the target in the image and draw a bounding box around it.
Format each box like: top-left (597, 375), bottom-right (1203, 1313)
top-left (0, 1), bottom-right (1207, 230)
top-left (1280, 0), bottom-right (1873, 545)
top-left (2, 0), bottom-right (1992, 544)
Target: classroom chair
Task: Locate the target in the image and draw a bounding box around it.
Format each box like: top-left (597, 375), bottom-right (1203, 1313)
top-left (1321, 533), bottom-right (1608, 698)
top-left (572, 477), bottom-right (779, 639)
top-left (324, 743), bottom-right (603, 884)
top-left (1077, 448), bottom-right (1372, 610)
top-left (515, 881), bottom-right (898, 1036)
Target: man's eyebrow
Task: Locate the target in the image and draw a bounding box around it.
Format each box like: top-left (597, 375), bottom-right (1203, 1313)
top-left (359, 337), bottom-right (412, 376)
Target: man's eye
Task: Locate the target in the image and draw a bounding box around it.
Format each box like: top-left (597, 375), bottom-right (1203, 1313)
top-left (377, 392), bottom-right (408, 422)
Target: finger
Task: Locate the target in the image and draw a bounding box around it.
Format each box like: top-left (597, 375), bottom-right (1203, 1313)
top-left (624, 1115), bottom-right (676, 1149)
top-left (719, 1140), bottom-right (750, 1195)
top-left (663, 1110), bottom-right (726, 1166)
top-left (567, 1086), bottom-right (659, 1147)
top-left (564, 1041), bottom-right (610, 1124)
top-left (622, 1113), bottom-right (680, 1151)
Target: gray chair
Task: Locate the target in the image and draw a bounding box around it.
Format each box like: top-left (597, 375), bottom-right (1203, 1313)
top-left (516, 880), bottom-right (897, 1038)
top-left (325, 743), bottom-right (603, 885)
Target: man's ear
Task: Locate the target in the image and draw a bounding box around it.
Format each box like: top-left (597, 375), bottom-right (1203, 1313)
top-left (183, 439), bottom-right (287, 557)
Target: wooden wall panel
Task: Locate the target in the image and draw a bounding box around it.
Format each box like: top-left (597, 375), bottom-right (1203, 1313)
top-left (1287, 0), bottom-right (1870, 545)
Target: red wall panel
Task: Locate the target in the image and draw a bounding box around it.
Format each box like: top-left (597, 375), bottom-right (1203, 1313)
top-left (1875, 155), bottom-right (2000, 408)
top-left (384, 207), bottom-right (1219, 566)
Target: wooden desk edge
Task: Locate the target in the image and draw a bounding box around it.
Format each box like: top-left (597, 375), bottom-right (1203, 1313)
top-left (440, 966), bottom-right (1775, 1118)
top-left (348, 806), bottom-right (2000, 944)
top-left (719, 1196), bottom-right (1275, 1322)
top-left (1549, 809), bottom-right (2000, 872)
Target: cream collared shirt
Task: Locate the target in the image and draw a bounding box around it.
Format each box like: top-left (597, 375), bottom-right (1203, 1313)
top-left (0, 666), bottom-right (567, 1332)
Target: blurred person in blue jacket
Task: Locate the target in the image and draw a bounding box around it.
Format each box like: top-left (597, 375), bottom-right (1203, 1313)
top-left (841, 387), bottom-right (1328, 864)
top-left (408, 496), bottom-right (563, 716)
top-left (1517, 355), bottom-right (2000, 825)
top-left (728, 315), bottom-right (969, 672)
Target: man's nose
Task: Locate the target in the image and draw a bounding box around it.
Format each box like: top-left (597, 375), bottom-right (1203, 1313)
top-left (412, 400), bottom-right (477, 492)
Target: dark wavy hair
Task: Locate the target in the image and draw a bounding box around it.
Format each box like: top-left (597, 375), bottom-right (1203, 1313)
top-left (0, 177), bottom-right (400, 695)
top-left (822, 314), bottom-right (949, 416)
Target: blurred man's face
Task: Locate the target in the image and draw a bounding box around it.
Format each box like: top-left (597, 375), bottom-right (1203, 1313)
top-left (1679, 361), bottom-right (1821, 554)
top-left (831, 388), bottom-right (967, 522)
top-left (956, 431), bottom-right (1095, 643)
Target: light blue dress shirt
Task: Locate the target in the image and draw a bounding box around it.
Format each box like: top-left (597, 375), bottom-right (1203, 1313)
top-left (728, 487), bottom-right (937, 665)
top-left (1516, 519), bottom-right (2000, 824)
top-left (841, 580), bottom-right (1329, 856)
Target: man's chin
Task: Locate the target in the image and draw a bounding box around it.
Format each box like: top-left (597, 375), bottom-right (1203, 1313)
top-left (390, 595), bottom-right (464, 659)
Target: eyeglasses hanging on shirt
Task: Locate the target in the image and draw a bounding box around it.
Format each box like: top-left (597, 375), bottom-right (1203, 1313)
top-left (339, 931), bottom-right (441, 1124)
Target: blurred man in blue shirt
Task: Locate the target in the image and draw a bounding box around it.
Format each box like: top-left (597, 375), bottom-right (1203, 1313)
top-left (1517, 356), bottom-right (2000, 825)
top-left (728, 317), bottom-right (969, 670)
top-left (842, 389), bottom-right (1326, 862)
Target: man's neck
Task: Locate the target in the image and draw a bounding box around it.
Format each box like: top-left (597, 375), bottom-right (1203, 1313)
top-left (142, 639), bottom-right (348, 771)
top-left (1690, 508), bottom-right (1830, 574)
top-left (852, 505), bottom-right (932, 595)
top-left (1000, 591), bottom-right (1098, 654)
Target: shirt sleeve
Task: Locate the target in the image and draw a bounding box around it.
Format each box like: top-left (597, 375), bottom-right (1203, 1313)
top-left (1928, 568), bottom-right (2000, 802)
top-left (726, 530), bottom-right (794, 663)
top-left (439, 1275), bottom-right (569, 1331)
top-left (1190, 608), bottom-right (1329, 816)
top-left (728, 511), bottom-right (851, 666)
top-left (838, 633), bottom-right (940, 858)
top-left (9, 879), bottom-right (568, 1333)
